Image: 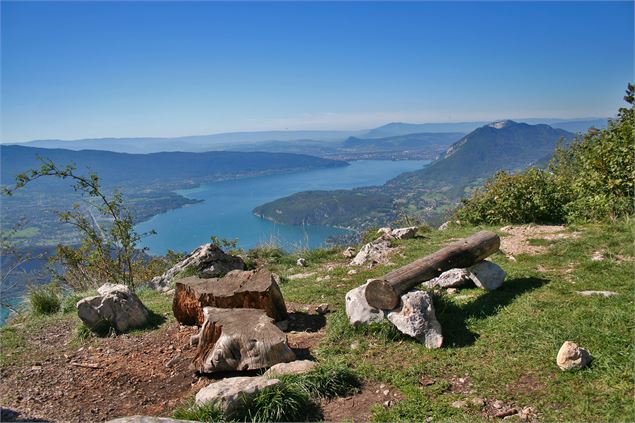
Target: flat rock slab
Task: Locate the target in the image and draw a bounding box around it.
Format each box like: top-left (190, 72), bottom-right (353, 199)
top-left (193, 307), bottom-right (296, 373)
top-left (263, 360), bottom-right (317, 377)
top-left (387, 290), bottom-right (443, 349)
top-left (196, 376), bottom-right (280, 413)
top-left (173, 268), bottom-right (288, 325)
top-left (77, 284), bottom-right (149, 334)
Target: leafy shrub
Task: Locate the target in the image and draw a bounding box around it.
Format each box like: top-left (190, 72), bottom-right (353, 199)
top-left (27, 282), bottom-right (62, 316)
top-left (456, 84), bottom-right (634, 225)
top-left (456, 168), bottom-right (569, 224)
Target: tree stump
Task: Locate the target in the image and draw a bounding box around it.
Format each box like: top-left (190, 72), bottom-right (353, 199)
top-left (173, 268), bottom-right (288, 325)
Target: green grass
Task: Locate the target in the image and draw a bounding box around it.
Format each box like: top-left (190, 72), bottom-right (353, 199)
top-left (268, 220), bottom-right (634, 422)
top-left (172, 398), bottom-right (226, 422)
top-left (1, 220), bottom-right (632, 421)
top-left (279, 362), bottom-right (362, 399)
top-left (27, 283), bottom-right (63, 316)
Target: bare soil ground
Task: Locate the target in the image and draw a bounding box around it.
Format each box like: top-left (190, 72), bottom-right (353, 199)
top-left (320, 382), bottom-right (402, 422)
top-left (499, 225), bottom-right (578, 257)
top-left (0, 302), bottom-right (332, 423)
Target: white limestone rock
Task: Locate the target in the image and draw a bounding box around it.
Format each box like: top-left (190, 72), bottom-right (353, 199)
top-left (427, 268), bottom-right (472, 289)
top-left (149, 243), bottom-right (245, 290)
top-left (350, 236), bottom-right (394, 267)
top-left (77, 284), bottom-right (149, 334)
top-left (263, 360), bottom-right (317, 378)
top-left (195, 376), bottom-right (280, 413)
top-left (345, 281), bottom-right (386, 326)
top-left (387, 290), bottom-right (443, 349)
top-left (391, 227), bottom-right (417, 239)
top-left (556, 341), bottom-right (592, 370)
top-left (467, 260), bottom-right (506, 291)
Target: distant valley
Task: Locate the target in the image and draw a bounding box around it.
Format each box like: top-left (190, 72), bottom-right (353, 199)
top-left (0, 146), bottom-right (347, 247)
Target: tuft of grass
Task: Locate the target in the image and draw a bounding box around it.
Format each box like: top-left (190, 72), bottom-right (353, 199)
top-left (27, 282), bottom-right (62, 316)
top-left (172, 398), bottom-right (226, 422)
top-left (61, 292), bottom-right (84, 314)
top-left (232, 382), bottom-right (311, 422)
top-left (74, 322), bottom-right (94, 340)
top-left (281, 362), bottom-right (362, 399)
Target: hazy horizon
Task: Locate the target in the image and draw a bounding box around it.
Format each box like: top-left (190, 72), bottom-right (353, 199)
top-left (1, 1), bottom-right (632, 142)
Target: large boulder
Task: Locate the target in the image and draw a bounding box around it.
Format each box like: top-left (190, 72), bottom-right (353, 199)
top-left (193, 307), bottom-right (296, 373)
top-left (350, 236), bottom-right (395, 267)
top-left (426, 268), bottom-right (472, 289)
top-left (77, 284), bottom-right (149, 333)
top-left (345, 281), bottom-right (387, 326)
top-left (387, 290), bottom-right (443, 349)
top-left (150, 243), bottom-right (245, 290)
top-left (195, 376), bottom-right (280, 413)
top-left (173, 268), bottom-right (288, 325)
top-left (556, 341), bottom-right (592, 371)
top-left (467, 260), bottom-right (506, 291)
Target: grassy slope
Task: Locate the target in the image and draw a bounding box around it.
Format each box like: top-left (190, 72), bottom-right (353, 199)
top-left (1, 221), bottom-right (633, 421)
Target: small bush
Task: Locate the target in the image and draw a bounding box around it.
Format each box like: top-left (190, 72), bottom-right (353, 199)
top-left (27, 282), bottom-right (62, 316)
top-left (456, 168), bottom-right (569, 225)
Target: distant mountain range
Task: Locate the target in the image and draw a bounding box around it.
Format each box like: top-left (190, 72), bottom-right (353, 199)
top-left (253, 120), bottom-right (576, 228)
top-left (4, 118), bottom-right (606, 155)
top-left (7, 130), bottom-right (364, 154)
top-left (362, 118), bottom-right (606, 138)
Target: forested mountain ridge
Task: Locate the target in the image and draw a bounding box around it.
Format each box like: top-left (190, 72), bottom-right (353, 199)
top-left (254, 121), bottom-right (576, 228)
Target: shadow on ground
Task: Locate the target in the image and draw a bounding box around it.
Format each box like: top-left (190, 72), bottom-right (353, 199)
top-left (435, 277), bottom-right (549, 348)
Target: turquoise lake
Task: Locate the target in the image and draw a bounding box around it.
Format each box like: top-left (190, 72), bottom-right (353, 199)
top-left (136, 159), bottom-right (429, 255)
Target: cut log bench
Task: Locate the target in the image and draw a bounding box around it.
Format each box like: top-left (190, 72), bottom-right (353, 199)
top-left (172, 268), bottom-right (288, 325)
top-left (364, 231), bottom-right (501, 309)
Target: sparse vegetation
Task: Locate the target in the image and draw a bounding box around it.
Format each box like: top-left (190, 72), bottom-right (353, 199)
top-left (3, 159), bottom-right (153, 291)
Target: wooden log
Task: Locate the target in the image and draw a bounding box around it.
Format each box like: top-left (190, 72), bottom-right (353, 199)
top-left (364, 231), bottom-right (500, 309)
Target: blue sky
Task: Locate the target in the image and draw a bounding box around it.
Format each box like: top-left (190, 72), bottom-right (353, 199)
top-left (1, 1), bottom-right (633, 142)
